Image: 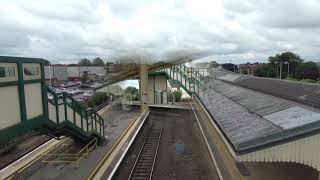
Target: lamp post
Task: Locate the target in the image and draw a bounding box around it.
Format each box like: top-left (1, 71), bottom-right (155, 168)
top-left (274, 62), bottom-right (279, 79)
top-left (279, 62), bottom-right (283, 79)
top-left (284, 61), bottom-right (289, 79)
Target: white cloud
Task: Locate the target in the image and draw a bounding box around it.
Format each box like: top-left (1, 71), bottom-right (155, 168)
top-left (0, 0), bottom-right (320, 63)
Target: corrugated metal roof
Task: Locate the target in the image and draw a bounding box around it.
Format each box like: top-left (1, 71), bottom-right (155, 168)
top-left (201, 77), bottom-right (320, 153)
top-left (264, 106), bottom-right (320, 129)
top-left (202, 84), bottom-right (282, 147)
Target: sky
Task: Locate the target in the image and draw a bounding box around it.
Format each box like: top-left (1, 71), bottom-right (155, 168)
top-left (1, 0), bottom-right (320, 64)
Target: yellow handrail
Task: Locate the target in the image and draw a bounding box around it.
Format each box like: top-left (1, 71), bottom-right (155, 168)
top-left (41, 138), bottom-right (98, 167)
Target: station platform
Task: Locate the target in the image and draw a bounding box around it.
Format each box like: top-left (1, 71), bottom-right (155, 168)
top-left (1, 102), bottom-right (141, 179)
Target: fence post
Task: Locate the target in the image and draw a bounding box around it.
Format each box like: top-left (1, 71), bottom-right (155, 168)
top-left (86, 110), bottom-right (89, 132)
top-left (55, 94), bottom-right (60, 124)
top-left (94, 113), bottom-right (97, 131)
top-left (86, 146), bottom-right (89, 158)
top-left (63, 93), bottom-right (68, 121)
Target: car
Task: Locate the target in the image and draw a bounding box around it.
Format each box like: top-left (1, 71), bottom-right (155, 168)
top-left (47, 93), bottom-right (54, 100)
top-left (72, 81), bottom-right (81, 86)
top-left (73, 89), bottom-right (83, 94)
top-left (59, 87), bottom-right (68, 92)
top-left (84, 91), bottom-right (93, 97)
top-left (66, 82), bottom-right (74, 87)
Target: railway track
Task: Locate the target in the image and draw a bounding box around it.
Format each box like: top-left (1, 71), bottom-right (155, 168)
top-left (128, 120), bottom-right (163, 180)
top-left (0, 133), bottom-right (50, 169)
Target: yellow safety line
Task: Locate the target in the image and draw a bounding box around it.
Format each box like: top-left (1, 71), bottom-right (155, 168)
top-left (86, 109), bottom-right (147, 180)
top-left (4, 138), bottom-right (67, 180)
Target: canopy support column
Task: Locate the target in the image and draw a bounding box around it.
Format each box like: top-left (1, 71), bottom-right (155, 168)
top-left (140, 64), bottom-right (149, 111)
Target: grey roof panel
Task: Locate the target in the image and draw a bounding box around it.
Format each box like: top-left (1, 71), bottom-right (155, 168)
top-left (264, 106), bottom-right (320, 129)
top-left (201, 75), bottom-right (320, 153)
top-left (202, 86), bottom-right (282, 147)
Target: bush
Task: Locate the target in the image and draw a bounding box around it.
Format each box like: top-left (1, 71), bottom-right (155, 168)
top-left (285, 77), bottom-right (298, 81)
top-left (173, 90), bottom-right (182, 102)
top-left (181, 97), bottom-right (192, 102)
top-left (295, 62), bottom-right (319, 80)
top-left (124, 86), bottom-right (139, 101)
top-left (300, 79), bottom-right (317, 83)
top-left (87, 92), bottom-right (110, 107)
top-left (254, 64), bottom-right (276, 78)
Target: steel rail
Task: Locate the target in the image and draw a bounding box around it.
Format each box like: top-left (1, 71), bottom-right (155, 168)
top-left (86, 110), bottom-right (147, 179)
top-left (128, 120), bottom-right (163, 180)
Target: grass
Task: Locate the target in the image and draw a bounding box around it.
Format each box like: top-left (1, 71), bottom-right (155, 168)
top-left (284, 77), bottom-right (320, 84)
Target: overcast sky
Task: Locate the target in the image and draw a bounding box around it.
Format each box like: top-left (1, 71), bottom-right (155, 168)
top-left (1, 0), bottom-right (320, 64)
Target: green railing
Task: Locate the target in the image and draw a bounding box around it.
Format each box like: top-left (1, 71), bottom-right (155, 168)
top-left (158, 64), bottom-right (205, 97)
top-left (47, 87), bottom-right (104, 141)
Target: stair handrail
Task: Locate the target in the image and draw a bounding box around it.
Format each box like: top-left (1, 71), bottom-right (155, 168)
top-left (46, 86), bottom-right (104, 138)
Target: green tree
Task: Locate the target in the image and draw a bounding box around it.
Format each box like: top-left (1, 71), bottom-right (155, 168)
top-left (295, 61), bottom-right (319, 80)
top-left (92, 57), bottom-right (105, 66)
top-left (173, 90), bottom-right (182, 102)
top-left (81, 73), bottom-right (89, 83)
top-left (124, 86), bottom-right (139, 101)
top-left (222, 63), bottom-right (238, 72)
top-left (268, 52), bottom-right (303, 76)
top-left (254, 64), bottom-right (276, 78)
top-left (87, 92), bottom-right (109, 107)
top-left (78, 58), bottom-right (91, 66)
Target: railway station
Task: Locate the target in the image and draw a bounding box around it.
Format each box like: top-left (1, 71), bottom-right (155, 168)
top-left (0, 55), bottom-right (320, 180)
top-left (1, 1), bottom-right (320, 179)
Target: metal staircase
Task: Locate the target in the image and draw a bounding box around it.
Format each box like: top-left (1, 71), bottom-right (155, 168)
top-left (43, 87), bottom-right (105, 143)
top-left (157, 64), bottom-right (205, 97)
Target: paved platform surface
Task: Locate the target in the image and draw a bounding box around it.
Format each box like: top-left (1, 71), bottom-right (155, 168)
top-left (23, 106), bottom-right (140, 179)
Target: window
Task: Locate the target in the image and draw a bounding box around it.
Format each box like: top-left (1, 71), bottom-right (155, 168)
top-left (0, 66), bottom-right (16, 78)
top-left (24, 66), bottom-right (40, 77)
top-left (23, 63), bottom-right (41, 80)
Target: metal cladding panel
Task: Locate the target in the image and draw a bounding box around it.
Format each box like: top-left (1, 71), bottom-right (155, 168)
top-left (154, 75), bottom-right (167, 91)
top-left (24, 83), bottom-right (43, 120)
top-left (67, 66), bottom-right (80, 78)
top-left (44, 66), bottom-right (53, 79)
top-left (53, 66), bottom-right (68, 81)
top-left (0, 86), bottom-right (21, 129)
top-left (237, 133), bottom-right (320, 171)
top-left (264, 106), bottom-right (320, 129)
top-left (148, 76), bottom-right (154, 104)
top-left (79, 66), bottom-right (105, 75)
